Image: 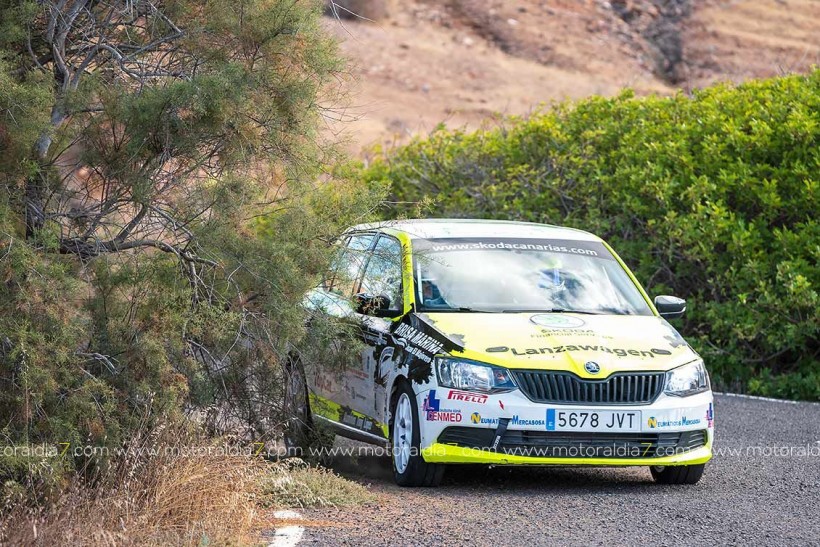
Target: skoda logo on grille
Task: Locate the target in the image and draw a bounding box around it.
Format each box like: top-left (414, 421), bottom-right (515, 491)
top-left (584, 361), bottom-right (601, 374)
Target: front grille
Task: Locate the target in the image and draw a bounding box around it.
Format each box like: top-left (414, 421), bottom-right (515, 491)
top-left (511, 370), bottom-right (665, 405)
top-left (438, 427), bottom-right (707, 458)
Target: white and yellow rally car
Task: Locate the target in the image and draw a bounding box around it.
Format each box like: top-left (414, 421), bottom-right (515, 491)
top-left (298, 219), bottom-right (714, 487)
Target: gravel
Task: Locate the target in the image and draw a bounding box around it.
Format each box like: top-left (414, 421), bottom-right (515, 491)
top-left (299, 394), bottom-right (820, 546)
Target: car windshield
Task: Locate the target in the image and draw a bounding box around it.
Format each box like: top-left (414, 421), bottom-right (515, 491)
top-left (413, 237), bottom-right (652, 315)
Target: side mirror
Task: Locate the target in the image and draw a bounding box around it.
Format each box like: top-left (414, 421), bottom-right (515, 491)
top-left (354, 293), bottom-right (400, 318)
top-left (654, 295), bottom-right (686, 320)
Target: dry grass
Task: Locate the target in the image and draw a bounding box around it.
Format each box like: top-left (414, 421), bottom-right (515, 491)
top-left (0, 426), bottom-right (373, 546)
top-left (0, 424), bottom-right (265, 546)
top-left (263, 458), bottom-right (375, 509)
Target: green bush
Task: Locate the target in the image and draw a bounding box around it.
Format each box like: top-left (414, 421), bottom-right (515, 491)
top-left (0, 0), bottom-right (385, 495)
top-left (363, 71), bottom-right (820, 399)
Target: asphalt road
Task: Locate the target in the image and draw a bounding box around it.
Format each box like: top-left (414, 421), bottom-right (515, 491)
top-left (298, 394), bottom-right (820, 546)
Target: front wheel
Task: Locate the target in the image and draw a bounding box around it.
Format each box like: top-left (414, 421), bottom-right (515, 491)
top-left (391, 382), bottom-right (445, 487)
top-left (650, 463), bottom-right (705, 485)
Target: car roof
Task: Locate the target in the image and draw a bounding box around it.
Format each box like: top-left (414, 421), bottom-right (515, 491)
top-left (348, 219), bottom-right (601, 242)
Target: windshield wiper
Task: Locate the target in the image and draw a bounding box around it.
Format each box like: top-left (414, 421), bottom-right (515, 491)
top-left (420, 306), bottom-right (493, 313)
top-left (455, 306), bottom-right (493, 313)
top-left (501, 308), bottom-right (603, 315)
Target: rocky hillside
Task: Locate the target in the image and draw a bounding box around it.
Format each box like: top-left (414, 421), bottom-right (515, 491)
top-left (324, 0), bottom-right (820, 152)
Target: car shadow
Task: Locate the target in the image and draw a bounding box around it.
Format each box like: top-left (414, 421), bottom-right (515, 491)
top-left (326, 453), bottom-right (663, 491)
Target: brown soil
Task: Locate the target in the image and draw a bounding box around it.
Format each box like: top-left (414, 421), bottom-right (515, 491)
top-left (322, 0), bottom-right (819, 154)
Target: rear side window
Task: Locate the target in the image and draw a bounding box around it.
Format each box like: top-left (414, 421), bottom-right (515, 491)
top-left (327, 233), bottom-right (376, 296)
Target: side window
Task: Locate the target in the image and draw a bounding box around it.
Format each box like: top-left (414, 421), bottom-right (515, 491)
top-left (359, 235), bottom-right (403, 313)
top-left (329, 233), bottom-right (375, 296)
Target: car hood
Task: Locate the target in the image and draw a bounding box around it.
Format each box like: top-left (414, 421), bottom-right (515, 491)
top-left (420, 312), bottom-right (698, 378)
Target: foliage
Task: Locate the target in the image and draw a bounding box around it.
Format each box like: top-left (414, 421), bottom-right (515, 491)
top-left (363, 71), bottom-right (820, 399)
top-left (0, 0), bottom-right (385, 494)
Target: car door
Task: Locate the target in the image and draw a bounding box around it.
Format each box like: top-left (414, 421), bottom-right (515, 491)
top-left (304, 232), bottom-right (404, 439)
top-left (354, 234), bottom-right (405, 427)
top-left (304, 232), bottom-right (376, 421)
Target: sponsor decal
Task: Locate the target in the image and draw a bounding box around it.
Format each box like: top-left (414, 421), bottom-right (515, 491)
top-left (647, 416), bottom-right (702, 429)
top-left (706, 403), bottom-right (714, 428)
top-left (388, 314), bottom-right (463, 384)
top-left (499, 400), bottom-right (505, 410)
top-left (511, 415), bottom-right (545, 427)
top-left (314, 373), bottom-right (336, 393)
top-left (584, 361), bottom-right (601, 374)
top-left (341, 410), bottom-right (376, 433)
top-left (347, 383), bottom-right (367, 402)
top-left (660, 318), bottom-right (689, 349)
top-left (486, 346), bottom-right (509, 353)
top-left (426, 411), bottom-right (462, 422)
top-left (510, 345), bottom-right (672, 358)
top-left (448, 389), bottom-right (488, 404)
top-left (347, 368), bottom-right (368, 380)
top-left (471, 412), bottom-right (495, 425)
top-left (471, 412), bottom-right (544, 427)
top-left (530, 314), bottom-right (586, 329)
top-left (422, 390), bottom-right (440, 412)
top-left (415, 238), bottom-right (614, 261)
top-left (394, 322), bottom-right (445, 364)
top-left (531, 328), bottom-right (610, 339)
top-left (375, 346), bottom-right (395, 386)
top-left (423, 390), bottom-right (461, 422)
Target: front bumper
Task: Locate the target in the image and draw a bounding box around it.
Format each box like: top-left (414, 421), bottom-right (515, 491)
top-left (417, 387), bottom-right (714, 466)
top-left (422, 444), bottom-right (712, 466)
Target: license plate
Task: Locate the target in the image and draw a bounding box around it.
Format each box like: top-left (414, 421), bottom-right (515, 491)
top-left (546, 409), bottom-right (642, 432)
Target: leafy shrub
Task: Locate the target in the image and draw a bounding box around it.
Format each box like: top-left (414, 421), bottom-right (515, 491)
top-left (0, 0), bottom-right (385, 495)
top-left (363, 71), bottom-right (820, 399)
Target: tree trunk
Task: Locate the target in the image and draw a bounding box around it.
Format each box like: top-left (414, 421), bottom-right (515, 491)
top-left (24, 104), bottom-right (65, 238)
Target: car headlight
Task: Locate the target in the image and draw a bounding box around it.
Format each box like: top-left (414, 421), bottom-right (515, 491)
top-left (664, 360), bottom-right (710, 397)
top-left (435, 357), bottom-right (517, 393)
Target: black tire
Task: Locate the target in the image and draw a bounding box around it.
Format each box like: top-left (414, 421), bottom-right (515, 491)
top-left (283, 356), bottom-right (333, 462)
top-left (390, 381), bottom-right (445, 487)
top-left (650, 463), bottom-right (705, 485)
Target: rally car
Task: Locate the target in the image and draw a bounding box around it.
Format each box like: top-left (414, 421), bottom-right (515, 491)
top-left (294, 219), bottom-right (714, 487)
